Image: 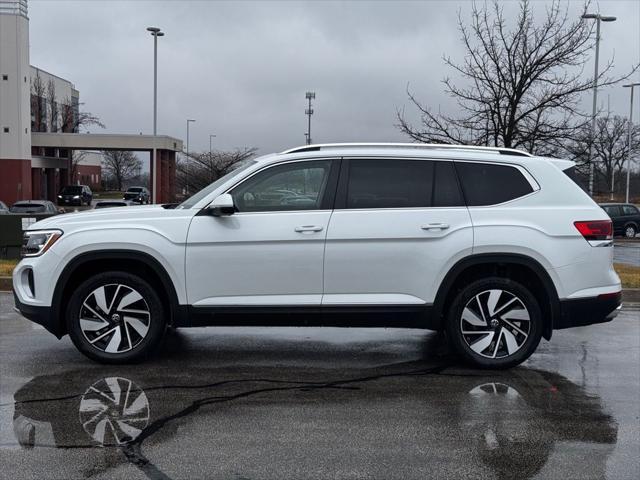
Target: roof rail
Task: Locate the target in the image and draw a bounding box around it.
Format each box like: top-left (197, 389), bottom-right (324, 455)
top-left (280, 143), bottom-right (532, 157)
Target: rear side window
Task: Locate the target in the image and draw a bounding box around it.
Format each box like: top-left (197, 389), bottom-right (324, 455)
top-left (346, 160), bottom-right (433, 209)
top-left (455, 162), bottom-right (534, 206)
top-left (622, 205), bottom-right (639, 215)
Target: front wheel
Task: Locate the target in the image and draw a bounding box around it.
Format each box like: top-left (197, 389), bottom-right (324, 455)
top-left (445, 277), bottom-right (543, 369)
top-left (66, 271), bottom-right (166, 363)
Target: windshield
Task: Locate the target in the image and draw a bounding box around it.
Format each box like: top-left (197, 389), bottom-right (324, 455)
top-left (127, 187), bottom-right (143, 192)
top-left (178, 160), bottom-right (257, 209)
top-left (60, 186), bottom-right (82, 194)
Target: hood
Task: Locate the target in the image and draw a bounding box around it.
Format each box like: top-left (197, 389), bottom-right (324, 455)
top-left (28, 204), bottom-right (170, 231)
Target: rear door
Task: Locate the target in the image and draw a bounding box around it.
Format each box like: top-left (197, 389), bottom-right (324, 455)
top-left (322, 158), bottom-right (473, 307)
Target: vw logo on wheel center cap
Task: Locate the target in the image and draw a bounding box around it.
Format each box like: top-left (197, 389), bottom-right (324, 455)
top-left (490, 318), bottom-right (500, 328)
top-left (111, 313), bottom-right (121, 323)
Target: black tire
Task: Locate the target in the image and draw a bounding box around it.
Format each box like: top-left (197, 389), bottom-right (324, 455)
top-left (445, 277), bottom-right (542, 369)
top-left (624, 224), bottom-right (637, 239)
top-left (66, 271), bottom-right (166, 364)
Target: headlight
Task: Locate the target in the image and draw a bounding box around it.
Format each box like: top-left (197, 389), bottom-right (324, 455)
top-left (22, 230), bottom-right (63, 257)
top-left (73, 195), bottom-right (80, 199)
top-left (57, 195), bottom-right (62, 198)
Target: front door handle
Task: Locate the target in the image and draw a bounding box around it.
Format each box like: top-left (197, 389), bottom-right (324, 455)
top-left (421, 223), bottom-right (450, 231)
top-left (295, 225), bottom-right (324, 233)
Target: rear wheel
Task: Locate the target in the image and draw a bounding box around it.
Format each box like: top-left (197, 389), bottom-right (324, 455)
top-left (625, 224), bottom-right (637, 238)
top-left (67, 271), bottom-right (166, 363)
top-left (445, 277), bottom-right (542, 369)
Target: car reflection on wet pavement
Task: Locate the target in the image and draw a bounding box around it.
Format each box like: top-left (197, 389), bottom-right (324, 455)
top-left (0, 294), bottom-right (638, 480)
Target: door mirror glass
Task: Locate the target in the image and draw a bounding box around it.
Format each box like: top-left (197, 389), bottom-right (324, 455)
top-left (208, 193), bottom-right (235, 216)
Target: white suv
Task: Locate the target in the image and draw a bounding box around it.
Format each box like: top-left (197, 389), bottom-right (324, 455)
top-left (13, 144), bottom-right (622, 368)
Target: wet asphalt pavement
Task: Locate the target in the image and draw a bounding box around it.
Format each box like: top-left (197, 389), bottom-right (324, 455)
top-left (0, 293), bottom-right (638, 480)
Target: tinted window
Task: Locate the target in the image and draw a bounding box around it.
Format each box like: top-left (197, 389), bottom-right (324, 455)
top-left (128, 187), bottom-right (142, 192)
top-left (231, 160), bottom-right (331, 212)
top-left (10, 204), bottom-right (46, 213)
top-left (602, 206), bottom-right (621, 217)
top-left (622, 205), bottom-right (639, 216)
top-left (456, 162), bottom-right (534, 206)
top-left (433, 161), bottom-right (464, 207)
top-left (60, 186), bottom-right (82, 194)
top-left (346, 160), bottom-right (434, 209)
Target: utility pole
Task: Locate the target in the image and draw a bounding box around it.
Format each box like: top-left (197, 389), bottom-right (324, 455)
top-left (623, 83), bottom-right (640, 204)
top-left (581, 13), bottom-right (617, 197)
top-left (147, 26), bottom-right (164, 203)
top-left (209, 134), bottom-right (216, 161)
top-left (305, 91), bottom-right (315, 145)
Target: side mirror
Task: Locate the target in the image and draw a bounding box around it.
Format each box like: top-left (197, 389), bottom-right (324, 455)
top-left (208, 193), bottom-right (235, 216)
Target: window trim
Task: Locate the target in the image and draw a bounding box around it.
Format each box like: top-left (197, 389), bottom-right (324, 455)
top-left (219, 158), bottom-right (341, 214)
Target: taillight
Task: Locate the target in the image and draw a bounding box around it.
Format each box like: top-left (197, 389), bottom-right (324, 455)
top-left (574, 220), bottom-right (612, 241)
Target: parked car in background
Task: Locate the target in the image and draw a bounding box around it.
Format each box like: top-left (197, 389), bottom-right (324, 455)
top-left (13, 143), bottom-right (621, 368)
top-left (123, 187), bottom-right (150, 204)
top-left (9, 200), bottom-right (59, 214)
top-left (0, 201), bottom-right (9, 214)
top-left (57, 185), bottom-right (93, 206)
top-left (94, 200), bottom-right (133, 209)
top-left (600, 203), bottom-right (640, 238)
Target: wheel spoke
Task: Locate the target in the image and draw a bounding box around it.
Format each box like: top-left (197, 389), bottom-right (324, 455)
top-left (93, 287), bottom-right (109, 313)
top-left (502, 318), bottom-right (529, 338)
top-left (117, 291), bottom-right (143, 311)
top-left (462, 307), bottom-right (486, 327)
top-left (503, 307), bottom-right (530, 321)
top-left (80, 317), bottom-right (109, 332)
top-left (104, 327), bottom-right (122, 353)
top-left (503, 328), bottom-right (520, 355)
top-left (491, 329), bottom-right (503, 358)
top-left (124, 316), bottom-right (149, 338)
top-left (469, 331), bottom-right (494, 355)
top-left (486, 290), bottom-right (502, 316)
top-left (89, 326), bottom-right (118, 345)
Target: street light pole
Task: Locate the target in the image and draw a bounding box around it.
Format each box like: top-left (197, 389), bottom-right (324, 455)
top-left (186, 119), bottom-right (195, 195)
top-left (623, 83), bottom-right (640, 203)
top-left (582, 13), bottom-right (616, 197)
top-left (147, 26), bottom-right (164, 203)
top-left (209, 134), bottom-right (216, 161)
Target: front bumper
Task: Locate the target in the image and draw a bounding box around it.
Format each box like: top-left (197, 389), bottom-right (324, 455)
top-left (555, 292), bottom-right (622, 330)
top-left (13, 291), bottom-right (63, 338)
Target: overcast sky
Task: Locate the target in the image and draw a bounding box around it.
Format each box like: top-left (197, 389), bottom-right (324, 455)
top-left (29, 0), bottom-right (640, 156)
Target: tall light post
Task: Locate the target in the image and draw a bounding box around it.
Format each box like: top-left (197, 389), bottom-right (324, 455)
top-left (209, 134), bottom-right (216, 160)
top-left (623, 83), bottom-right (640, 203)
top-left (305, 91), bottom-right (315, 145)
top-left (582, 13), bottom-right (616, 197)
top-left (147, 26), bottom-right (164, 203)
top-left (186, 119), bottom-right (196, 195)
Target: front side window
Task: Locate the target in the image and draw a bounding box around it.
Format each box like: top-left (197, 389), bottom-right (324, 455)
top-left (231, 160), bottom-right (332, 212)
top-left (602, 206), bottom-right (621, 217)
top-left (455, 162), bottom-right (534, 206)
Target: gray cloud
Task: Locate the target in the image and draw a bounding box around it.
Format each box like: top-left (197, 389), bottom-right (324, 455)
top-left (29, 0), bottom-right (640, 156)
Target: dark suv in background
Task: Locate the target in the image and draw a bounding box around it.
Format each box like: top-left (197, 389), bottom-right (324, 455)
top-left (600, 203), bottom-right (640, 238)
top-left (123, 186), bottom-right (150, 204)
top-left (57, 185), bottom-right (93, 206)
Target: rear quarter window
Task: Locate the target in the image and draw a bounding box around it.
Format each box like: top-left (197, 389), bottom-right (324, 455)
top-left (455, 162), bottom-right (534, 206)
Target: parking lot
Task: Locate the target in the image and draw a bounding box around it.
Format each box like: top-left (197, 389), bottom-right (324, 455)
top-left (0, 292), bottom-right (638, 479)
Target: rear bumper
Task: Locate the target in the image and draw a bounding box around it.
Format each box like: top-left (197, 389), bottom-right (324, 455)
top-left (555, 292), bottom-right (622, 330)
top-left (13, 291), bottom-right (62, 338)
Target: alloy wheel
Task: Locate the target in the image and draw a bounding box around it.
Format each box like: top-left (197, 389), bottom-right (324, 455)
top-left (625, 226), bottom-right (636, 238)
top-left (79, 284), bottom-right (151, 354)
top-left (460, 289), bottom-right (531, 359)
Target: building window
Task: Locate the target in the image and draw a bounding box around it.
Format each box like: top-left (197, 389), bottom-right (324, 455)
top-left (3, 127), bottom-right (9, 133)
top-left (2, 74), bottom-right (7, 81)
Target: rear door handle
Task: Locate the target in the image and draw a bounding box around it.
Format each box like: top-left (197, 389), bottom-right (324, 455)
top-left (421, 223), bottom-right (450, 230)
top-left (295, 225), bottom-right (324, 233)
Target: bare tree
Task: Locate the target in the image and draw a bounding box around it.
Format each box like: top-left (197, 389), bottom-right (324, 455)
top-left (58, 95), bottom-right (105, 133)
top-left (102, 151), bottom-right (142, 191)
top-left (46, 78), bottom-right (58, 132)
top-left (69, 150), bottom-right (87, 185)
top-left (176, 147), bottom-right (258, 194)
top-left (566, 114), bottom-right (640, 196)
top-left (396, 0), bottom-right (637, 155)
top-left (30, 70), bottom-right (47, 133)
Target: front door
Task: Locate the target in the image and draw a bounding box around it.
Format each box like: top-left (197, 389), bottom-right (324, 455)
top-left (185, 159), bottom-right (339, 308)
